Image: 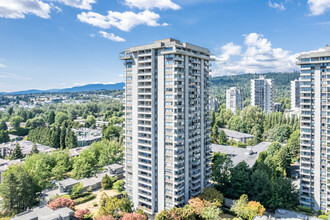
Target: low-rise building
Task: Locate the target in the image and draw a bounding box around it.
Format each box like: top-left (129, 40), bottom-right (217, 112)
top-left (72, 128), bottom-right (102, 147)
top-left (211, 142), bottom-right (271, 167)
top-left (0, 141), bottom-right (56, 158)
top-left (11, 206), bottom-right (74, 220)
top-left (219, 128), bottom-right (254, 143)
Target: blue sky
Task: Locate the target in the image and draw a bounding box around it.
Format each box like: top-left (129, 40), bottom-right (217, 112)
top-left (0, 0), bottom-right (330, 92)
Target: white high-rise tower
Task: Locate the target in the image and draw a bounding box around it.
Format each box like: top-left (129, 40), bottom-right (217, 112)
top-left (297, 46), bottom-right (330, 212)
top-left (120, 38), bottom-right (213, 214)
top-left (251, 75), bottom-right (274, 113)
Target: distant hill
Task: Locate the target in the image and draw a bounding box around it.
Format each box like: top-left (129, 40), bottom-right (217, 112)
top-left (1, 82), bottom-right (125, 95)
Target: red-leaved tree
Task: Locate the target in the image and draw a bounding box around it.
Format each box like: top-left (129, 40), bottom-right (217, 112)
top-left (94, 215), bottom-right (115, 220)
top-left (74, 209), bottom-right (91, 220)
top-left (47, 197), bottom-right (75, 210)
top-left (122, 213), bottom-right (148, 220)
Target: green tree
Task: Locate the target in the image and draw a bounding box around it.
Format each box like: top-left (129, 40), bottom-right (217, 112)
top-left (10, 116), bottom-right (23, 130)
top-left (11, 143), bottom-right (23, 159)
top-left (47, 110), bottom-right (56, 125)
top-left (0, 119), bottom-right (8, 131)
top-left (31, 143), bottom-right (39, 154)
top-left (71, 183), bottom-right (84, 199)
top-left (199, 187), bottom-right (224, 207)
top-left (211, 152), bottom-right (233, 192)
top-left (0, 130), bottom-right (10, 143)
top-left (72, 150), bottom-right (97, 179)
top-left (201, 205), bottom-right (222, 220)
top-left (286, 130), bottom-right (300, 162)
top-left (85, 115), bottom-right (96, 128)
top-left (97, 140), bottom-right (124, 166)
top-left (265, 178), bottom-right (299, 210)
top-left (0, 165), bottom-right (41, 215)
top-left (228, 161), bottom-right (251, 198)
top-left (266, 142), bottom-right (282, 156)
top-left (98, 194), bottom-right (133, 218)
top-left (113, 180), bottom-right (124, 192)
top-left (218, 130), bottom-right (227, 145)
top-left (211, 110), bottom-right (216, 128)
top-left (101, 174), bottom-right (117, 190)
top-left (212, 124), bottom-right (219, 144)
top-left (55, 112), bottom-right (69, 126)
top-left (102, 125), bottom-right (121, 141)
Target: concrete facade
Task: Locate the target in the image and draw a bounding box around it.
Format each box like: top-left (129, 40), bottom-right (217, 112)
top-left (297, 46), bottom-right (330, 211)
top-left (251, 75), bottom-right (274, 113)
top-left (120, 38), bottom-right (213, 214)
top-left (226, 87), bottom-right (244, 114)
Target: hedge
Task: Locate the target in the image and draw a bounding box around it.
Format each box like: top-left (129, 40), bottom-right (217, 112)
top-left (297, 205), bottom-right (313, 214)
top-left (318, 215), bottom-right (328, 220)
top-left (74, 194), bottom-right (96, 205)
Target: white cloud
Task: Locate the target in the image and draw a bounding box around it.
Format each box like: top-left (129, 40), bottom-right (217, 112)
top-left (99, 31), bottom-right (125, 42)
top-left (123, 0), bottom-right (180, 10)
top-left (213, 33), bottom-right (299, 76)
top-left (77, 10), bottom-right (167, 31)
top-left (217, 42), bottom-right (241, 62)
top-left (308, 0), bottom-right (330, 15)
top-left (56, 0), bottom-right (96, 10)
top-left (268, 1), bottom-right (286, 11)
top-left (0, 73), bottom-right (18, 78)
top-left (0, 63), bottom-right (6, 68)
top-left (0, 0), bottom-right (52, 19)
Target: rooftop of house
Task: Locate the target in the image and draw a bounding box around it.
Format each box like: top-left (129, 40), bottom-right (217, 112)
top-left (11, 206), bottom-right (74, 220)
top-left (105, 163), bottom-right (124, 171)
top-left (220, 129), bottom-right (255, 139)
top-left (211, 142), bottom-right (271, 167)
top-left (0, 141), bottom-right (55, 155)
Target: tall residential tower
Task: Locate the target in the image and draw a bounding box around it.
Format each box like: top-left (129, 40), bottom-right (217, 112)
top-left (226, 87), bottom-right (244, 114)
top-left (251, 75), bottom-right (274, 113)
top-left (120, 39), bottom-right (213, 214)
top-left (297, 46), bottom-right (330, 212)
top-left (291, 80), bottom-right (301, 112)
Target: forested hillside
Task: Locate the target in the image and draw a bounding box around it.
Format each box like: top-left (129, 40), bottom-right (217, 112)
top-left (210, 72), bottom-right (300, 108)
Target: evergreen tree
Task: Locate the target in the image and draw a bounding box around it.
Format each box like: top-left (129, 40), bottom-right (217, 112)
top-left (31, 143), bottom-right (39, 154)
top-left (0, 119), bottom-right (8, 131)
top-left (11, 143), bottom-right (23, 159)
top-left (211, 110), bottom-right (216, 128)
top-left (65, 126), bottom-right (77, 149)
top-left (212, 124), bottom-right (219, 144)
top-left (60, 127), bottom-right (67, 149)
top-left (0, 130), bottom-right (10, 144)
top-left (0, 172), bottom-right (18, 215)
top-left (47, 110), bottom-right (55, 125)
top-left (218, 130), bottom-right (227, 145)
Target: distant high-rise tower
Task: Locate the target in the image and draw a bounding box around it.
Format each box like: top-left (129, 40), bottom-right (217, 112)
top-left (251, 76), bottom-right (274, 113)
top-left (120, 38), bottom-right (213, 215)
top-left (291, 80), bottom-right (300, 111)
top-left (297, 46), bottom-right (330, 212)
top-left (226, 87), bottom-right (244, 114)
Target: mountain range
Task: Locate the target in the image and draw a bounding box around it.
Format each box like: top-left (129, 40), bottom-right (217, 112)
top-left (0, 82), bottom-right (125, 95)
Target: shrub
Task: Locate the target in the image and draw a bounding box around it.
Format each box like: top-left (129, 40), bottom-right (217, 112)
top-left (74, 194), bottom-right (96, 205)
top-left (297, 205), bottom-right (313, 214)
top-left (75, 209), bottom-right (92, 220)
top-left (47, 197), bottom-right (75, 210)
top-left (61, 194), bottom-right (71, 199)
top-left (71, 183), bottom-right (84, 199)
top-left (101, 174), bottom-right (117, 190)
top-left (122, 213), bottom-right (148, 220)
top-left (199, 187), bottom-right (224, 207)
top-left (319, 215), bottom-right (328, 220)
top-left (113, 180), bottom-right (124, 192)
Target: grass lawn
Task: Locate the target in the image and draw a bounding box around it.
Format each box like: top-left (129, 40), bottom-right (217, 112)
top-left (75, 189), bottom-right (119, 214)
top-left (220, 213), bottom-right (236, 220)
